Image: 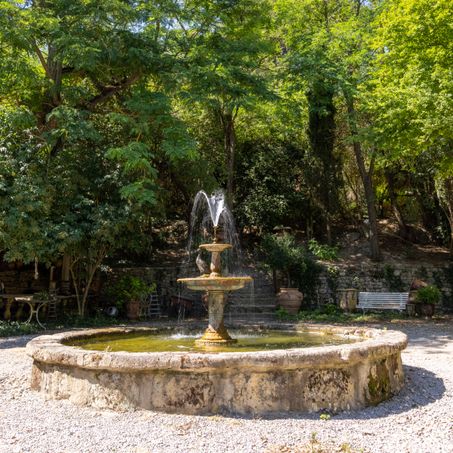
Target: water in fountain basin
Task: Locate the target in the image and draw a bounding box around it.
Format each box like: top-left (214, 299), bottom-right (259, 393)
top-left (70, 329), bottom-right (356, 353)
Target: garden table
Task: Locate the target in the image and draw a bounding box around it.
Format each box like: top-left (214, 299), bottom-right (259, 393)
top-left (1, 294), bottom-right (50, 329)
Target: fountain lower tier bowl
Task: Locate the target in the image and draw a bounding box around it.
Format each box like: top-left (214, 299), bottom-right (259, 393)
top-left (177, 276), bottom-right (252, 291)
top-left (27, 324), bottom-right (407, 415)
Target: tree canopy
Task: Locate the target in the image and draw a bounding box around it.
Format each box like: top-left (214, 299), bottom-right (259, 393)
top-left (0, 0), bottom-right (452, 292)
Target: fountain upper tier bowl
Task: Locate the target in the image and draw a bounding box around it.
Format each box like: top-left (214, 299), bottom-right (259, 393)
top-left (177, 275), bottom-right (252, 291)
top-left (199, 243), bottom-right (232, 253)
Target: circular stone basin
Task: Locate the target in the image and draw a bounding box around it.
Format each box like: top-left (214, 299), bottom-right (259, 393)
top-left (26, 324), bottom-right (407, 415)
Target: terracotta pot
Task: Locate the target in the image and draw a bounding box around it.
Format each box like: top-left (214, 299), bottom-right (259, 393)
top-left (416, 303), bottom-right (435, 318)
top-left (338, 289), bottom-right (358, 313)
top-left (126, 299), bottom-right (140, 320)
top-left (277, 288), bottom-right (303, 314)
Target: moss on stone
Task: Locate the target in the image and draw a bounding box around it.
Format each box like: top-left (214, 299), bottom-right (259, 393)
top-left (366, 359), bottom-right (391, 405)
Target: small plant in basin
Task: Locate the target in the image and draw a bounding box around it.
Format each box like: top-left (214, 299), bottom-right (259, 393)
top-left (415, 285), bottom-right (441, 317)
top-left (112, 276), bottom-right (156, 320)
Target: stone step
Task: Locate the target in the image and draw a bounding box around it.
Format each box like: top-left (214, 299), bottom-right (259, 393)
top-left (226, 303), bottom-right (276, 308)
top-left (226, 309), bottom-right (277, 315)
top-left (228, 300), bottom-right (277, 307)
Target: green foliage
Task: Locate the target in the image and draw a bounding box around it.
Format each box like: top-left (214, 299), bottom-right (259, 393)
top-left (297, 303), bottom-right (343, 322)
top-left (261, 234), bottom-right (305, 280)
top-left (275, 307), bottom-right (295, 321)
top-left (181, 0), bottom-right (274, 112)
top-left (308, 240), bottom-right (339, 261)
top-left (415, 285), bottom-right (441, 305)
top-left (368, 0), bottom-right (453, 162)
top-left (0, 0), bottom-right (451, 272)
top-left (0, 315), bottom-right (123, 338)
top-left (296, 308), bottom-right (408, 323)
top-left (55, 313), bottom-right (123, 329)
top-left (326, 266), bottom-right (340, 303)
top-left (260, 234), bottom-right (322, 305)
top-left (110, 276), bottom-right (156, 310)
top-left (322, 303), bottom-right (341, 316)
top-left (235, 139), bottom-right (307, 232)
top-left (366, 0), bottom-right (453, 250)
top-left (383, 265), bottom-right (405, 292)
top-left (0, 0), bottom-right (197, 316)
top-left (33, 291), bottom-right (51, 302)
top-left (0, 321), bottom-right (41, 337)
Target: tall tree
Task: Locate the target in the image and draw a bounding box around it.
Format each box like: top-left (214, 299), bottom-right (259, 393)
top-left (0, 0), bottom-right (194, 314)
top-left (275, 0), bottom-right (381, 258)
top-left (367, 0), bottom-right (453, 253)
top-left (177, 0), bottom-right (274, 206)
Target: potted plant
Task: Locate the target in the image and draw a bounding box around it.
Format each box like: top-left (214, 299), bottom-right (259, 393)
top-left (407, 278), bottom-right (428, 317)
top-left (112, 276), bottom-right (156, 320)
top-left (261, 234), bottom-right (305, 314)
top-left (414, 285), bottom-right (441, 317)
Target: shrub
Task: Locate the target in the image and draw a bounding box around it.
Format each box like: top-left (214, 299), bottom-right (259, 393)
top-left (260, 233), bottom-right (322, 305)
top-left (0, 321), bottom-right (41, 337)
top-left (260, 234), bottom-right (307, 286)
top-left (110, 275), bottom-right (156, 310)
top-left (308, 239), bottom-right (338, 261)
top-left (415, 285), bottom-right (441, 305)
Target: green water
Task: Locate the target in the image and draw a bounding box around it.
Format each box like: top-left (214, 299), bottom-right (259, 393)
top-left (69, 330), bottom-right (354, 353)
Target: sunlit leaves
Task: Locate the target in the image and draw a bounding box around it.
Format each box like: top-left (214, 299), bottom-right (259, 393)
top-left (367, 0), bottom-right (453, 166)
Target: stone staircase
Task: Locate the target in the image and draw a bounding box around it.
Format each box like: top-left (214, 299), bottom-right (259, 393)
top-left (224, 269), bottom-right (277, 322)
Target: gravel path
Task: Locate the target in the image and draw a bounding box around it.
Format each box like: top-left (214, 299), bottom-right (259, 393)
top-left (0, 321), bottom-right (452, 453)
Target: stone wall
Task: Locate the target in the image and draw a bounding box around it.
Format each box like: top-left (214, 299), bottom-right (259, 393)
top-left (316, 262), bottom-right (453, 309)
top-left (102, 264), bottom-right (277, 319)
top-left (0, 269), bottom-right (49, 295)
top-left (0, 268), bottom-right (51, 321)
top-left (97, 260), bottom-right (453, 315)
top-left (102, 263), bottom-right (192, 307)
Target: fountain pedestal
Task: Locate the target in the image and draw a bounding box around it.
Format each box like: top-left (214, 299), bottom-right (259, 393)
top-left (196, 291), bottom-right (236, 345)
top-left (178, 242), bottom-right (251, 345)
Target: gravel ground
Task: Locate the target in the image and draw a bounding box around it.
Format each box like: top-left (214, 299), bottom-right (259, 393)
top-left (0, 320), bottom-right (452, 453)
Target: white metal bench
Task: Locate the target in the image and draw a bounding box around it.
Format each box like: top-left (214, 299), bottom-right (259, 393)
top-left (357, 292), bottom-right (409, 313)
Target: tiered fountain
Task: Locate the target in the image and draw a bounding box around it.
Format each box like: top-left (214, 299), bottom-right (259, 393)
top-left (26, 190), bottom-right (407, 415)
top-left (178, 191), bottom-right (252, 345)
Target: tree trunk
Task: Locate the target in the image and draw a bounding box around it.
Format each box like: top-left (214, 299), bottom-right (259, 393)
top-left (47, 44), bottom-right (62, 106)
top-left (413, 175), bottom-right (443, 241)
top-left (385, 168), bottom-right (408, 238)
top-left (435, 177), bottom-right (453, 256)
top-left (346, 97), bottom-right (381, 260)
top-left (221, 111), bottom-right (236, 208)
top-left (307, 84), bottom-right (338, 244)
top-left (61, 254), bottom-right (71, 294)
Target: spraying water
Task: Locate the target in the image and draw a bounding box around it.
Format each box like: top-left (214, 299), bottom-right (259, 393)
top-left (187, 190), bottom-right (243, 273)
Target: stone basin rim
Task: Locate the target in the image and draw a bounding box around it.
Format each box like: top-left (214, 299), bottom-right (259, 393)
top-left (26, 325), bottom-right (408, 373)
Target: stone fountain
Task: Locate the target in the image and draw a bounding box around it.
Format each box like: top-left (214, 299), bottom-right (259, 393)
top-left (26, 190), bottom-right (407, 415)
top-left (178, 238), bottom-right (252, 345)
top-left (178, 191), bottom-right (252, 345)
